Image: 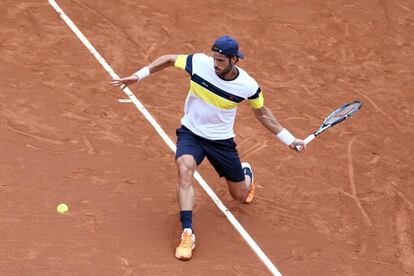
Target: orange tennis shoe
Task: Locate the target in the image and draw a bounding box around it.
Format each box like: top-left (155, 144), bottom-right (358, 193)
top-left (242, 162), bottom-right (255, 203)
top-left (175, 228), bottom-right (195, 261)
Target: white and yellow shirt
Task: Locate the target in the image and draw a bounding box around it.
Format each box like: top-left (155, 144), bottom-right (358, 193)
top-left (175, 53), bottom-right (264, 140)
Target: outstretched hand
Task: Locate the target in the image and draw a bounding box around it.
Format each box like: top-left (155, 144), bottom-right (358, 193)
top-left (289, 139), bottom-right (306, 152)
top-left (110, 75), bottom-right (138, 89)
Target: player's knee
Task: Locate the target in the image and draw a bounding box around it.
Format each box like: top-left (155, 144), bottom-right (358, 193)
top-left (230, 190), bottom-right (247, 202)
top-left (176, 157), bottom-right (196, 183)
top-left (178, 163), bottom-right (194, 179)
top-left (227, 180), bottom-right (249, 202)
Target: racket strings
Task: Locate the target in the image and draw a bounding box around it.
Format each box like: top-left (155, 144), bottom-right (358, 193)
top-left (325, 102), bottom-right (362, 125)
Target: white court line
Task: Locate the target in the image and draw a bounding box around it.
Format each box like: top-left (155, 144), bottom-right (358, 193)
top-left (48, 1), bottom-right (282, 275)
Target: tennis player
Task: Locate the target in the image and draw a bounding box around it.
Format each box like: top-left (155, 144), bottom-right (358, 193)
top-left (111, 35), bottom-right (305, 261)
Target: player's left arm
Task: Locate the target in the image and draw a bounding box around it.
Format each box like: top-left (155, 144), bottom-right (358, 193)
top-left (252, 105), bottom-right (306, 152)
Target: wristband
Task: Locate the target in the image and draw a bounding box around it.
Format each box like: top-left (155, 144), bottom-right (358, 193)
top-left (276, 128), bottom-right (296, 146)
top-left (133, 66), bottom-right (150, 81)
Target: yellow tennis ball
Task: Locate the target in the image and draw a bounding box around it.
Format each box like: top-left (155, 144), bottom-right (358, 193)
top-left (57, 203), bottom-right (69, 214)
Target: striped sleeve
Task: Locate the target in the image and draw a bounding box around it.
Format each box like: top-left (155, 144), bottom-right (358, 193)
top-left (174, 54), bottom-right (193, 75)
top-left (248, 87), bottom-right (264, 109)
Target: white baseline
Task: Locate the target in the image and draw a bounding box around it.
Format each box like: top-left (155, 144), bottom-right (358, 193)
top-left (47, 1), bottom-right (282, 275)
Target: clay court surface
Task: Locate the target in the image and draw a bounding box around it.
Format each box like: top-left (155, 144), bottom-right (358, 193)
top-left (1, 0), bottom-right (413, 275)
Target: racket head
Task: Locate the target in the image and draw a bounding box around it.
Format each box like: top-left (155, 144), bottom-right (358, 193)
top-left (323, 100), bottom-right (362, 126)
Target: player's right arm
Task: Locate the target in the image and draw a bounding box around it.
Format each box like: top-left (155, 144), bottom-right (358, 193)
top-left (110, 54), bottom-right (180, 88)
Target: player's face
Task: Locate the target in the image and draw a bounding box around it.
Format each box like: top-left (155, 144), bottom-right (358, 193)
top-left (212, 51), bottom-right (235, 77)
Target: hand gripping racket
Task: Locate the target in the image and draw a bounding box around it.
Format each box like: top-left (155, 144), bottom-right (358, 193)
top-left (297, 100), bottom-right (363, 149)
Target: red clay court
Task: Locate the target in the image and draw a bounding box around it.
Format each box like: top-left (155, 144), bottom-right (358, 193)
top-left (1, 0), bottom-right (413, 275)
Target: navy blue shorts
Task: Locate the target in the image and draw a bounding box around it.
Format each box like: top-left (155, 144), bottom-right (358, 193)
top-left (175, 125), bottom-right (244, 182)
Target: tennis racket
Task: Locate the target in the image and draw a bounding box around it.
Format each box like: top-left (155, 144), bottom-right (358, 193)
top-left (297, 100), bottom-right (363, 149)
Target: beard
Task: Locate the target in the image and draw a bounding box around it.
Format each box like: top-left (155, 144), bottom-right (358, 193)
top-left (215, 63), bottom-right (234, 78)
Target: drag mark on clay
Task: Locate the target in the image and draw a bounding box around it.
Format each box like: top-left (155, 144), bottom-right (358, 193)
top-left (283, 116), bottom-right (310, 122)
top-left (72, 0), bottom-right (139, 49)
top-left (256, 196), bottom-right (308, 223)
top-left (355, 89), bottom-right (404, 133)
top-left (237, 135), bottom-right (266, 160)
top-left (237, 135), bottom-right (256, 148)
top-left (24, 136), bottom-right (97, 155)
top-left (392, 0), bottom-right (412, 11)
top-left (347, 136), bottom-right (372, 226)
top-left (395, 204), bottom-right (414, 273)
top-left (243, 142), bottom-right (268, 160)
top-left (82, 136), bottom-right (97, 154)
top-left (25, 144), bottom-right (84, 155)
top-left (143, 42), bottom-right (157, 63)
top-left (391, 181), bottom-right (414, 211)
top-left (302, 85), bottom-right (314, 97)
top-left (368, 155), bottom-right (381, 164)
top-left (118, 257), bottom-right (138, 276)
top-left (6, 123), bottom-right (64, 145)
top-left (336, 189), bottom-right (360, 201)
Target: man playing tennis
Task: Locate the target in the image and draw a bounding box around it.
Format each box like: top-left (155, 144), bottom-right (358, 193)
top-left (111, 35), bottom-right (305, 261)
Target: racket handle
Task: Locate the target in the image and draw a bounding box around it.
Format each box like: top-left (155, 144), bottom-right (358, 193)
top-left (295, 134), bottom-right (315, 151)
top-left (304, 134), bottom-right (315, 145)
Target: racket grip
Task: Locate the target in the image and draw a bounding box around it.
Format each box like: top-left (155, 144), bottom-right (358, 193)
top-left (304, 134), bottom-right (315, 145)
top-left (295, 134), bottom-right (315, 151)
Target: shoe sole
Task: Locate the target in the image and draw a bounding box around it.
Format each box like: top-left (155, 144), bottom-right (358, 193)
top-left (175, 254), bottom-right (192, 261)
